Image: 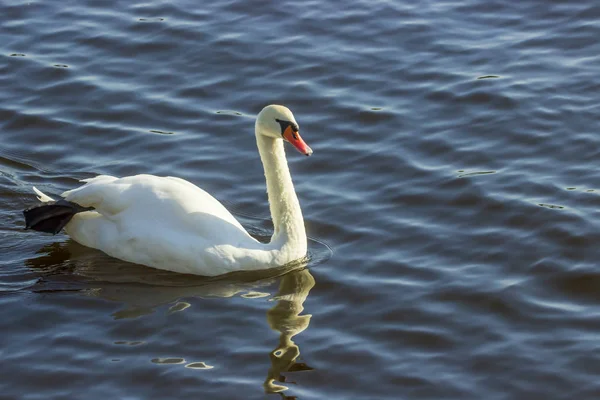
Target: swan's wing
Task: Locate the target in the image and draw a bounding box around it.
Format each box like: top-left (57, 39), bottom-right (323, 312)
top-left (63, 175), bottom-right (268, 274)
top-left (165, 176), bottom-right (202, 189)
top-left (62, 174), bottom-right (247, 233)
top-left (61, 174), bottom-right (265, 274)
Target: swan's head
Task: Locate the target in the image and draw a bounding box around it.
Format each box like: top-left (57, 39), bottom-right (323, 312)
top-left (256, 105), bottom-right (313, 156)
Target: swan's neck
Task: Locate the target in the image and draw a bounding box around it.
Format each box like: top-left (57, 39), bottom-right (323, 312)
top-left (256, 133), bottom-right (307, 253)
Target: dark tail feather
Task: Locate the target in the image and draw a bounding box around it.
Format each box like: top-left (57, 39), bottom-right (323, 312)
top-left (23, 200), bottom-right (93, 235)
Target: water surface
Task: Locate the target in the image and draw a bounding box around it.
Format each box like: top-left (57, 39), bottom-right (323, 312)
top-left (2, 0), bottom-right (600, 398)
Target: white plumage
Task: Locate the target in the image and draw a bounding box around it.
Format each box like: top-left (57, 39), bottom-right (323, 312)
top-left (29, 105), bottom-right (313, 276)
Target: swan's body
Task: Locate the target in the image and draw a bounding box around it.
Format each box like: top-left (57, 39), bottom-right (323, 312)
top-left (26, 105), bottom-right (313, 276)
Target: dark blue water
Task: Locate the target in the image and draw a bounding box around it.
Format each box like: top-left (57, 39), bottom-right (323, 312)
top-left (2, 0), bottom-right (600, 398)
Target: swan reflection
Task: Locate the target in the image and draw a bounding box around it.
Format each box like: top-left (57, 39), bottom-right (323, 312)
top-left (26, 240), bottom-right (315, 397)
top-left (265, 267), bottom-right (315, 394)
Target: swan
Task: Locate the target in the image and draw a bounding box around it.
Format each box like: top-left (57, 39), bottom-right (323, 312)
top-left (23, 105), bottom-right (313, 276)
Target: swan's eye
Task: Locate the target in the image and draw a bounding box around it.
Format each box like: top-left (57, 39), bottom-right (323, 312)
top-left (275, 119), bottom-right (300, 141)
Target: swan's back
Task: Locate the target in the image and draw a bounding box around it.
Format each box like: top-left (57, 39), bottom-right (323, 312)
top-left (64, 175), bottom-right (243, 229)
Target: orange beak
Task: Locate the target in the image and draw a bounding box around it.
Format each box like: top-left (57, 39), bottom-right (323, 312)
top-left (283, 125), bottom-right (313, 156)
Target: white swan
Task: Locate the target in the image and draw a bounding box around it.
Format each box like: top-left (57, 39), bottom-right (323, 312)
top-left (24, 105), bottom-right (313, 276)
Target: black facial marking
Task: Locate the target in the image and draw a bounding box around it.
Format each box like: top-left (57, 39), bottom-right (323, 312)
top-left (275, 119), bottom-right (289, 135)
top-left (275, 119), bottom-right (299, 138)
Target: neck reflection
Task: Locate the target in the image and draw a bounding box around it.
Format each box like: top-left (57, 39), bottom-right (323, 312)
top-left (264, 268), bottom-right (315, 395)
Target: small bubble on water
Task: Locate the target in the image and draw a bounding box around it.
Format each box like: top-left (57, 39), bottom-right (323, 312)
top-left (185, 362), bottom-right (213, 370)
top-left (216, 110), bottom-right (243, 116)
top-left (152, 358), bottom-right (186, 364)
top-left (149, 130), bottom-right (174, 135)
top-left (114, 340), bottom-right (144, 346)
top-left (538, 203), bottom-right (565, 210)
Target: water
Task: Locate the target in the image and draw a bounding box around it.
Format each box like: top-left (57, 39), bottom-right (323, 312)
top-left (2, 0), bottom-right (600, 398)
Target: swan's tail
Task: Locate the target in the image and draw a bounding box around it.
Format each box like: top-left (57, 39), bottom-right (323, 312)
top-left (23, 187), bottom-right (93, 235)
top-left (33, 186), bottom-right (55, 202)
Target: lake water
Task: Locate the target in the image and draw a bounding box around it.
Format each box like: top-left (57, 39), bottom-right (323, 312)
top-left (2, 0), bottom-right (600, 398)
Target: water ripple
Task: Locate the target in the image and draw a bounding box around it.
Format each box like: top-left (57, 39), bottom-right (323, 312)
top-left (2, 0), bottom-right (600, 398)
